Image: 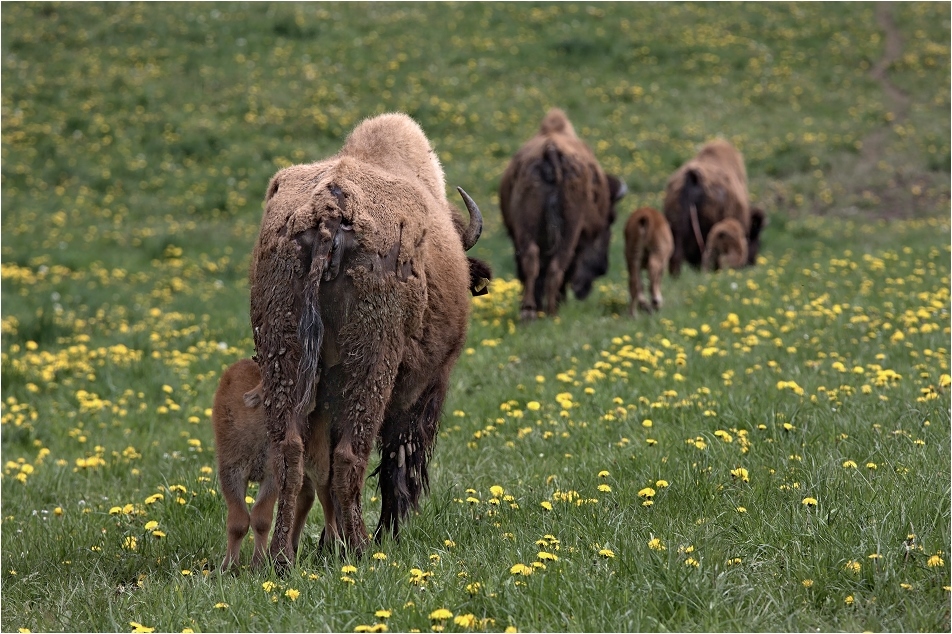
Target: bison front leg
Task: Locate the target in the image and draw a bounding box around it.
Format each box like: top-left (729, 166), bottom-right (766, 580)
top-left (375, 376), bottom-right (446, 541)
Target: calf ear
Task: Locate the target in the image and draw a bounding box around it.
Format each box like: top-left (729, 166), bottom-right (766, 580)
top-left (607, 174), bottom-right (628, 203)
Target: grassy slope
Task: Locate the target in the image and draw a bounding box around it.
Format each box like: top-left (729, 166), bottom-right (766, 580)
top-left (1, 2), bottom-right (949, 632)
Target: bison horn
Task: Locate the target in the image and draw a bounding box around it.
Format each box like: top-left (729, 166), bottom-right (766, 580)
top-left (456, 186), bottom-right (483, 251)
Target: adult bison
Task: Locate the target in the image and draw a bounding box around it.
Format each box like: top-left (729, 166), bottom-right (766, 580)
top-left (663, 139), bottom-right (766, 276)
top-left (249, 113), bottom-right (483, 568)
top-left (499, 108), bottom-right (626, 320)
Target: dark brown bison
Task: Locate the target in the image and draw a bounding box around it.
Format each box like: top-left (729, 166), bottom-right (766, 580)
top-left (624, 206), bottom-right (673, 316)
top-left (663, 139), bottom-right (766, 276)
top-left (249, 113), bottom-right (483, 568)
top-left (499, 108), bottom-right (626, 319)
top-left (701, 217), bottom-right (748, 272)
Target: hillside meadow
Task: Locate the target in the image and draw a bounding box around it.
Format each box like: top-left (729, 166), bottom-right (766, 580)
top-left (1, 2), bottom-right (950, 632)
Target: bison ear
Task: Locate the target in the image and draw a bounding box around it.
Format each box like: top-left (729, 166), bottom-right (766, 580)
top-left (607, 175), bottom-right (628, 203)
top-left (266, 176), bottom-right (280, 202)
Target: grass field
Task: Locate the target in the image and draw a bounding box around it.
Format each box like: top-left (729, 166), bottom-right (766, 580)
top-left (2, 2), bottom-right (950, 632)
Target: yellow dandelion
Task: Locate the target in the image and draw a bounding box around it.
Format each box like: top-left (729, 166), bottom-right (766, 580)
top-left (509, 563), bottom-right (533, 576)
top-left (372, 552), bottom-right (387, 560)
top-left (597, 470), bottom-right (609, 478)
top-left (842, 460), bottom-right (857, 469)
top-left (655, 480), bottom-right (669, 488)
top-left (928, 555), bottom-right (945, 567)
top-left (214, 602), bottom-right (229, 609)
top-left (285, 588), bottom-right (300, 601)
top-left (637, 487), bottom-right (655, 499)
top-left (802, 497), bottom-right (818, 508)
top-left (598, 549), bottom-right (615, 558)
top-left (597, 484), bottom-right (611, 492)
top-left (130, 622), bottom-right (155, 633)
top-left (454, 614), bottom-right (477, 628)
top-left (341, 564), bottom-right (357, 574)
top-left (540, 501), bottom-right (553, 511)
top-left (648, 538), bottom-right (665, 551)
top-left (802, 579), bottom-right (813, 588)
top-left (844, 560), bottom-right (861, 573)
top-left (429, 608), bottom-right (453, 621)
top-left (537, 551), bottom-right (558, 561)
top-left (844, 595), bottom-right (854, 606)
top-left (375, 609), bottom-right (392, 619)
top-left (262, 581), bottom-right (276, 592)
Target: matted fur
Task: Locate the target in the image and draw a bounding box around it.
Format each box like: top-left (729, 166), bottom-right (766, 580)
top-left (663, 139), bottom-right (761, 276)
top-left (702, 217), bottom-right (749, 271)
top-left (249, 113), bottom-right (479, 567)
top-left (212, 358), bottom-right (330, 571)
top-left (499, 108), bottom-right (625, 319)
top-left (624, 206), bottom-right (673, 316)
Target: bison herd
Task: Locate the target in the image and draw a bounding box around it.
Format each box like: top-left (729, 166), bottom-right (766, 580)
top-left (212, 109), bottom-right (767, 572)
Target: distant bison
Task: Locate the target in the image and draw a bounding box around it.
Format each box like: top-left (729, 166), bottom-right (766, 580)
top-left (663, 139), bottom-right (766, 276)
top-left (249, 113), bottom-right (484, 568)
top-left (702, 217), bottom-right (748, 272)
top-left (500, 108), bottom-right (626, 319)
top-left (624, 206), bottom-right (673, 316)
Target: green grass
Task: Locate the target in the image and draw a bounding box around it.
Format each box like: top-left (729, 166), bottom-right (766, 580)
top-left (2, 2), bottom-right (950, 632)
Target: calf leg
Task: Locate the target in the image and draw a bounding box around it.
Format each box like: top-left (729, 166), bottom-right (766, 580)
top-left (220, 468), bottom-right (251, 572)
top-left (290, 474), bottom-right (316, 558)
top-left (648, 253), bottom-right (666, 311)
top-left (249, 474), bottom-right (279, 569)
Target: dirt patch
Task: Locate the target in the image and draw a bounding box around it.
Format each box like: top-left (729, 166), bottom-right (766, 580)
top-left (822, 1), bottom-right (949, 221)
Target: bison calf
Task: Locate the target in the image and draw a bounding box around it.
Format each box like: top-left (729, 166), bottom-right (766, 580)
top-left (624, 206), bottom-right (673, 315)
top-left (212, 358), bottom-right (332, 571)
top-left (500, 108), bottom-right (626, 320)
top-left (701, 218), bottom-right (748, 272)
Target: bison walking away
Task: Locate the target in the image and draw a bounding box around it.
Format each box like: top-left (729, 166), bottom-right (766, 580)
top-left (499, 108), bottom-right (626, 320)
top-left (249, 113), bottom-right (484, 568)
top-left (212, 358), bottom-right (330, 571)
top-left (701, 218), bottom-right (749, 272)
top-left (663, 139), bottom-right (766, 276)
top-left (624, 206), bottom-right (673, 316)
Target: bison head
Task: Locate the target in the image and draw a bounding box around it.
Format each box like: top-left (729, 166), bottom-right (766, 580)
top-left (569, 174), bottom-right (626, 300)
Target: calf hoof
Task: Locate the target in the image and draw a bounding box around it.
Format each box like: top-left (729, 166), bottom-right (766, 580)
top-left (652, 296), bottom-right (663, 312)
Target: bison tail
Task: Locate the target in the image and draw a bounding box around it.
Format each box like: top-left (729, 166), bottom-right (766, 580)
top-left (541, 143), bottom-right (564, 257)
top-left (680, 168), bottom-right (706, 256)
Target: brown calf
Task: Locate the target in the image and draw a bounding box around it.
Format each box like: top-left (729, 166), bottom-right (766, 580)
top-left (212, 358), bottom-right (332, 571)
top-left (701, 218), bottom-right (748, 272)
top-left (624, 206), bottom-right (673, 315)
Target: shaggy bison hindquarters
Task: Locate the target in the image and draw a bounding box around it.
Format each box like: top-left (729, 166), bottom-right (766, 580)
top-left (252, 113), bottom-right (478, 570)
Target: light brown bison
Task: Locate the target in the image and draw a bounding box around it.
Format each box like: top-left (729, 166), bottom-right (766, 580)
top-left (701, 217), bottom-right (749, 272)
top-left (499, 108), bottom-right (626, 319)
top-left (663, 139), bottom-right (766, 276)
top-left (249, 113), bottom-right (483, 568)
top-left (624, 206), bottom-right (673, 316)
top-left (212, 358), bottom-right (330, 571)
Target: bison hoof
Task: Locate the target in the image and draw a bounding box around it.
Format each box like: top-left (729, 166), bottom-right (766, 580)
top-left (520, 307), bottom-right (538, 321)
